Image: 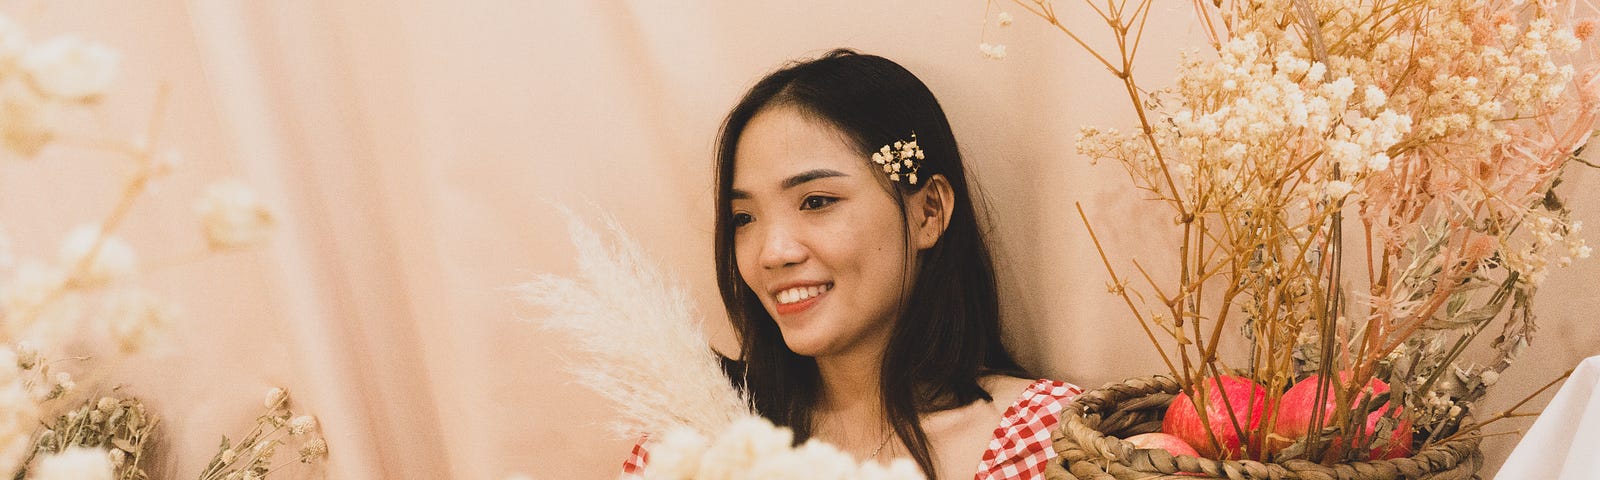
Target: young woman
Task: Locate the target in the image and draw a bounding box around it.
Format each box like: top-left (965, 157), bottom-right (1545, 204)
top-left (624, 49), bottom-right (1080, 479)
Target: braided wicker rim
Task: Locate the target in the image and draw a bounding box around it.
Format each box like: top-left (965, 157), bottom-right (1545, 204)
top-left (1048, 375), bottom-right (1483, 480)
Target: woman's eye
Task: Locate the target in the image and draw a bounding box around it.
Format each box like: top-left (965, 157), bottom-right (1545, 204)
top-left (732, 212), bottom-right (754, 227)
top-left (801, 195), bottom-right (837, 210)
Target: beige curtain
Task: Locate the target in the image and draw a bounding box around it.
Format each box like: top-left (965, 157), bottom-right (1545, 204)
top-left (4, 1), bottom-right (1593, 478)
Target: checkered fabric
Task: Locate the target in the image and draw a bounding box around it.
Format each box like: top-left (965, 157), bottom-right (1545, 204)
top-left (618, 378), bottom-right (1082, 479)
top-left (619, 437), bottom-right (648, 479)
top-left (973, 379), bottom-right (1083, 479)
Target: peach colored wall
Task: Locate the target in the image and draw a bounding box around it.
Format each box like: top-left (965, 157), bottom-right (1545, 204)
top-left (4, 1), bottom-right (1594, 478)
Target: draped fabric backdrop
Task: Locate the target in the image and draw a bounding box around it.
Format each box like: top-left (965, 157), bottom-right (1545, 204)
top-left (3, 1), bottom-right (1595, 478)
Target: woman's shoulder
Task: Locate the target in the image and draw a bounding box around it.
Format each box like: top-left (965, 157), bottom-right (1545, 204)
top-left (980, 375), bottom-right (1083, 413)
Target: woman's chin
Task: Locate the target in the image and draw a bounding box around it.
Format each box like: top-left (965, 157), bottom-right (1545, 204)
top-left (779, 334), bottom-right (830, 357)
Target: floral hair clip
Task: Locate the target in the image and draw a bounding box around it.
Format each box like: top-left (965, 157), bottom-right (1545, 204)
top-left (870, 133), bottom-right (924, 185)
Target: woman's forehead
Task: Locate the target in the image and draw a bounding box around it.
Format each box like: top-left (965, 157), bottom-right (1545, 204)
top-left (732, 107), bottom-right (869, 192)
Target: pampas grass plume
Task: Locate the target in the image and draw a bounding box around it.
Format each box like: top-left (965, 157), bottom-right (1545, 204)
top-left (516, 209), bottom-right (751, 439)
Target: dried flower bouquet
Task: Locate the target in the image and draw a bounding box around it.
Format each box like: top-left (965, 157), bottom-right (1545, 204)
top-left (986, 0), bottom-right (1600, 470)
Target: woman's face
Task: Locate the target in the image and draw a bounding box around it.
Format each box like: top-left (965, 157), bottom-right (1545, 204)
top-left (730, 105), bottom-right (913, 360)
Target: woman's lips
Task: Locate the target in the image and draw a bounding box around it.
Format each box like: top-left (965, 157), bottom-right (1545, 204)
top-left (774, 286), bottom-right (829, 316)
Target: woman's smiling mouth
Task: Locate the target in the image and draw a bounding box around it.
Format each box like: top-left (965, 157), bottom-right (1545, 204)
top-left (773, 282), bottom-right (833, 315)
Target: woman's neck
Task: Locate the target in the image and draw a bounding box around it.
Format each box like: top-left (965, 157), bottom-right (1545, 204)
top-left (814, 347), bottom-right (884, 415)
top-left (811, 347), bottom-right (895, 458)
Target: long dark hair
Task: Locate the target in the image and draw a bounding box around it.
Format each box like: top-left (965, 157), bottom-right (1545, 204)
top-left (712, 49), bottom-right (1025, 478)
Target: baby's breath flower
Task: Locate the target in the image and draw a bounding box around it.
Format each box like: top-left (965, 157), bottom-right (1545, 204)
top-left (1368, 152), bottom-right (1391, 172)
top-left (102, 288), bottom-right (175, 354)
top-left (57, 224), bottom-right (138, 287)
top-left (1307, 62), bottom-right (1326, 83)
top-left (1326, 77), bottom-right (1356, 101)
top-left (19, 35), bottom-right (119, 100)
top-left (978, 43), bottom-right (1007, 60)
top-left (997, 11), bottom-right (1013, 27)
top-left (54, 372), bottom-right (74, 394)
top-left (1323, 180), bottom-right (1354, 199)
top-left (2, 261), bottom-right (66, 323)
top-left (195, 179), bottom-right (276, 250)
top-left (1363, 85), bottom-right (1387, 112)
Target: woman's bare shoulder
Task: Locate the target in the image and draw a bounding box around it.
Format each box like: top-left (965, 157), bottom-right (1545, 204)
top-left (979, 374), bottom-right (1040, 413)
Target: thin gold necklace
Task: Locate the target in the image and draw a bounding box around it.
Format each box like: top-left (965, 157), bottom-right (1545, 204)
top-left (869, 429), bottom-right (894, 458)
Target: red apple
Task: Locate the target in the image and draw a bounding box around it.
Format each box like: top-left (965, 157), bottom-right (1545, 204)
top-left (1272, 373), bottom-right (1413, 460)
top-left (1126, 432), bottom-right (1200, 458)
top-left (1162, 375), bottom-right (1269, 459)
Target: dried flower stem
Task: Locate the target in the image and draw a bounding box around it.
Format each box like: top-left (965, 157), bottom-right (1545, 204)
top-left (1075, 202), bottom-right (1180, 379)
top-left (9, 86), bottom-right (171, 335)
top-left (1433, 367), bottom-right (1573, 446)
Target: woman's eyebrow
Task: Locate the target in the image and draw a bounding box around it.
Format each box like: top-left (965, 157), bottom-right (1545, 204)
top-left (731, 168), bottom-right (849, 199)
top-left (781, 169), bottom-right (847, 190)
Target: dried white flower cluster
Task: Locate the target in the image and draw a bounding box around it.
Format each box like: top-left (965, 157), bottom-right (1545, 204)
top-left (643, 416), bottom-right (924, 480)
top-left (1075, 0), bottom-right (1594, 290)
top-left (198, 387), bottom-right (328, 480)
top-left (56, 225), bottom-right (138, 288)
top-left (1508, 214), bottom-right (1592, 284)
top-left (1080, 31), bottom-right (1414, 212)
top-left (977, 9), bottom-right (1012, 60)
top-left (870, 134), bottom-right (924, 185)
top-left (978, 43), bottom-right (1007, 60)
top-left (0, 346), bottom-right (39, 477)
top-left (30, 446), bottom-right (113, 480)
top-left (0, 15), bottom-right (118, 156)
top-left (194, 179), bottom-right (276, 251)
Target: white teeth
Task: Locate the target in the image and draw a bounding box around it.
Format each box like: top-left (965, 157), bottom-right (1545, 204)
top-left (777, 283), bottom-right (831, 305)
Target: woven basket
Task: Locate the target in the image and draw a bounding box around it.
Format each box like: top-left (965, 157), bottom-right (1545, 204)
top-left (1043, 375), bottom-right (1483, 480)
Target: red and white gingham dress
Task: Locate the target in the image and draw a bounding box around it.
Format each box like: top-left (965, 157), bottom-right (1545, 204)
top-left (620, 379), bottom-right (1082, 479)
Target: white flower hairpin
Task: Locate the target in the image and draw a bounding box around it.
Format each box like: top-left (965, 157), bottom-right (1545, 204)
top-left (870, 133), bottom-right (924, 185)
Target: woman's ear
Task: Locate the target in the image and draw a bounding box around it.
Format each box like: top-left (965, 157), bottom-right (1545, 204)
top-left (910, 174), bottom-right (955, 250)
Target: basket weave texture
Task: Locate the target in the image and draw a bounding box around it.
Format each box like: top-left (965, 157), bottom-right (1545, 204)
top-left (1043, 375), bottom-right (1483, 480)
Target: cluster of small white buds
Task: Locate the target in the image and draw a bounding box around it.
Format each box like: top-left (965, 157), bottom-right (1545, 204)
top-left (870, 133), bottom-right (925, 185)
top-left (264, 387), bottom-right (288, 409)
top-left (288, 415), bottom-right (318, 435)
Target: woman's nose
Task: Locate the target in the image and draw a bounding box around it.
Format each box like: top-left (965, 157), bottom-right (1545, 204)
top-left (758, 223), bottom-right (808, 270)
